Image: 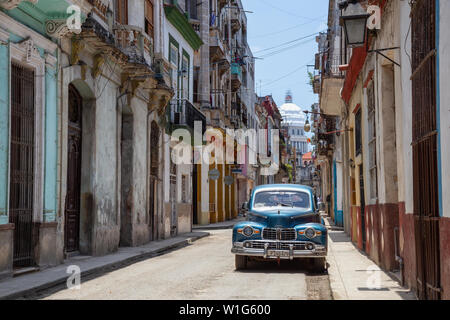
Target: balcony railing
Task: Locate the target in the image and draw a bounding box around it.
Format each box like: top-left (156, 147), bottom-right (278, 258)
top-left (114, 25), bottom-right (154, 65)
top-left (170, 99), bottom-right (206, 133)
top-left (323, 54), bottom-right (344, 78)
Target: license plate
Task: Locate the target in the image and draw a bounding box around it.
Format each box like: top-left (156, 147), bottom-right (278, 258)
top-left (267, 250), bottom-right (290, 258)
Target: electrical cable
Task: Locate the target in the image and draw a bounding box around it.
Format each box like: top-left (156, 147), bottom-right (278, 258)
top-left (260, 57), bottom-right (315, 88)
top-left (253, 31), bottom-right (322, 54)
top-left (249, 15), bottom-right (327, 39)
top-left (258, 37), bottom-right (317, 59)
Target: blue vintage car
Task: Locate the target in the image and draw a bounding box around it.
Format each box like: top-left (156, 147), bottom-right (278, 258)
top-left (231, 184), bottom-right (327, 271)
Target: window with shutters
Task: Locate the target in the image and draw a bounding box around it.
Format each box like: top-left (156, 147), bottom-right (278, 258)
top-left (181, 51), bottom-right (190, 100)
top-left (145, 0), bottom-right (154, 38)
top-left (115, 0), bottom-right (128, 24)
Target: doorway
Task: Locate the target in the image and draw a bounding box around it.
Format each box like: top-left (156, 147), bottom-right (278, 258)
top-left (170, 153), bottom-right (177, 236)
top-left (9, 63), bottom-right (35, 267)
top-left (65, 84), bottom-right (83, 253)
top-left (149, 121), bottom-right (159, 240)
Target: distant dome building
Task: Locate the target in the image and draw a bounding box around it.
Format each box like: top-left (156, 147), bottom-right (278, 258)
top-left (279, 91), bottom-right (309, 171)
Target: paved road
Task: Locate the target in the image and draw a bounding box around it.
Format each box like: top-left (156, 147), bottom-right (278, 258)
top-left (38, 229), bottom-right (332, 300)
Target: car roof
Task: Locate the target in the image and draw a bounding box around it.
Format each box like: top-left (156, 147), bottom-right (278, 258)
top-left (252, 184), bottom-right (314, 194)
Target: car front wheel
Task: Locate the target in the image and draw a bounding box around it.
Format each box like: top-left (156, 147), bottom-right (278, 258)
top-left (311, 257), bottom-right (326, 273)
top-left (235, 255), bottom-right (248, 270)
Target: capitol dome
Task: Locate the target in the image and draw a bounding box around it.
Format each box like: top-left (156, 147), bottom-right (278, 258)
top-left (279, 91), bottom-right (306, 127)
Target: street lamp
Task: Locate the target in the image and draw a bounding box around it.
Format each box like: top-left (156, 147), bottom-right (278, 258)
top-left (338, 0), bottom-right (371, 47)
top-left (304, 118), bottom-right (311, 133)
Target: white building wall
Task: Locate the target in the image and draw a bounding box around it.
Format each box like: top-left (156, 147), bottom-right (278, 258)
top-left (439, 0), bottom-right (450, 218)
top-left (398, 0), bottom-right (414, 214)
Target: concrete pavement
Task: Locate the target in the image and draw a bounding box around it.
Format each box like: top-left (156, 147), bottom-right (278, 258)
top-left (0, 232), bottom-right (209, 300)
top-left (324, 217), bottom-right (416, 300)
top-left (37, 229), bottom-right (331, 300)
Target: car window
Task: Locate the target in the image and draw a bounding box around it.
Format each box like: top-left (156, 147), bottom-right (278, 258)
top-left (253, 191), bottom-right (310, 209)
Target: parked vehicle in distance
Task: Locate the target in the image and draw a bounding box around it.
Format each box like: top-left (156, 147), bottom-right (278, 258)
top-left (231, 184), bottom-right (327, 272)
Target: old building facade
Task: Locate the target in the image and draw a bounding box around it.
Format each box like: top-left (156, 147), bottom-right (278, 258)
top-left (314, 0), bottom-right (450, 299)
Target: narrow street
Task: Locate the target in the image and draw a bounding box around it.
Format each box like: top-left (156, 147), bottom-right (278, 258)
top-left (36, 230), bottom-right (331, 300)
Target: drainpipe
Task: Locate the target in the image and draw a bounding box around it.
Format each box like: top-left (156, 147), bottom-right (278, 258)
top-left (394, 226), bottom-right (404, 286)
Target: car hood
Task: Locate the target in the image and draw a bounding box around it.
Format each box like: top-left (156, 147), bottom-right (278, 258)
top-left (248, 208), bottom-right (319, 228)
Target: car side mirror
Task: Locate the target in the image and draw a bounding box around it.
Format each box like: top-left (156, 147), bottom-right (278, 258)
top-left (242, 202), bottom-right (249, 210)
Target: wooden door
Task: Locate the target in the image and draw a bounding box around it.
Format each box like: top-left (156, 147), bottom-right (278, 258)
top-left (65, 84), bottom-right (82, 252)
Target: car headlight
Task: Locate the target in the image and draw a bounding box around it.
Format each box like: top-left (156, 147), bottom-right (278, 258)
top-left (242, 226), bottom-right (254, 237)
top-left (304, 227), bottom-right (316, 239)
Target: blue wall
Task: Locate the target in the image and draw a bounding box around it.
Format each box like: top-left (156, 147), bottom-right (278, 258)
top-left (44, 62), bottom-right (58, 223)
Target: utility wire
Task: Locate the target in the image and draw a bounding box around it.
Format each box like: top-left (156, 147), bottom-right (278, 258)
top-left (249, 15), bottom-right (327, 39)
top-left (258, 38), bottom-right (317, 58)
top-left (261, 58), bottom-right (315, 88)
top-left (254, 31), bottom-right (322, 54)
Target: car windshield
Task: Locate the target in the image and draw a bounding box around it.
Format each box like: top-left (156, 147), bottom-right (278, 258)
top-left (253, 190), bottom-right (311, 209)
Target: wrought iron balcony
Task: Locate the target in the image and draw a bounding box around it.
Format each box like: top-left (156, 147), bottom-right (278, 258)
top-left (77, 14), bottom-right (154, 75)
top-left (114, 24), bottom-right (154, 66)
top-left (323, 54), bottom-right (344, 78)
top-left (170, 99), bottom-right (206, 133)
top-left (231, 63), bottom-right (242, 91)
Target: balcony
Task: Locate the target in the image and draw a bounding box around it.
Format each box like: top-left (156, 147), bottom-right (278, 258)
top-left (320, 54), bottom-right (345, 116)
top-left (230, 6), bottom-right (242, 34)
top-left (231, 63), bottom-right (242, 91)
top-left (313, 75), bottom-right (321, 94)
top-left (170, 100), bottom-right (207, 135)
top-left (76, 14), bottom-right (154, 77)
top-left (210, 29), bottom-right (227, 62)
top-left (114, 25), bottom-right (154, 69)
top-left (190, 19), bottom-right (201, 36)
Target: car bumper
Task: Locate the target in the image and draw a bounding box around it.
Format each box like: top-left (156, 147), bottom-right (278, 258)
top-left (231, 240), bottom-right (327, 260)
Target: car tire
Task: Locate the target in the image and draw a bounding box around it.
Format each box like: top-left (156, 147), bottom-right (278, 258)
top-left (235, 255), bottom-right (248, 270)
top-left (312, 257), bottom-right (326, 273)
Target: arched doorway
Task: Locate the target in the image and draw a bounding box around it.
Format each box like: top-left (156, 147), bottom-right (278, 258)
top-left (149, 121), bottom-right (159, 240)
top-left (65, 84), bottom-right (83, 252)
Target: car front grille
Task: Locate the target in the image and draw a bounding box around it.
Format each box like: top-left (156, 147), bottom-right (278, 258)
top-left (246, 241), bottom-right (307, 250)
top-left (262, 228), bottom-right (297, 241)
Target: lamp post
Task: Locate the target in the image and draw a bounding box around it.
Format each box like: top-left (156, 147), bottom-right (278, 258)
top-left (338, 0), bottom-right (371, 47)
top-left (303, 110), bottom-right (335, 133)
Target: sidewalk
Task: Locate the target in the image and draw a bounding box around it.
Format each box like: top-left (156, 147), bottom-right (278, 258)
top-left (324, 217), bottom-right (416, 300)
top-left (0, 231), bottom-right (209, 300)
top-left (192, 216), bottom-right (244, 230)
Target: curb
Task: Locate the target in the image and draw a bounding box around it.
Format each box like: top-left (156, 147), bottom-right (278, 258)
top-left (192, 218), bottom-right (244, 231)
top-left (325, 234), bottom-right (349, 300)
top-left (0, 232), bottom-right (209, 300)
top-left (192, 224), bottom-right (236, 230)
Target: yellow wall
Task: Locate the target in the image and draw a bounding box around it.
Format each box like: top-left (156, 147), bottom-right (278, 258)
top-left (217, 164), bottom-right (224, 222)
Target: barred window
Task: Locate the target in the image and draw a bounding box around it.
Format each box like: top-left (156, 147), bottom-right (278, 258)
top-left (367, 81), bottom-right (378, 200)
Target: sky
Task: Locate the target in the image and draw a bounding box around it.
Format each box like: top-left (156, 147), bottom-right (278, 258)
top-left (244, 0), bottom-right (329, 111)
